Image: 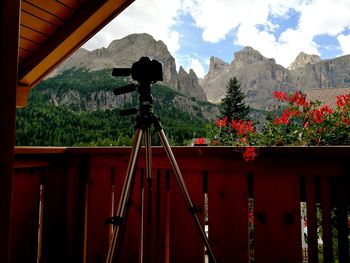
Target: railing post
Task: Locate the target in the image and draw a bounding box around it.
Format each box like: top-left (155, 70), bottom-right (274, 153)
top-left (254, 169), bottom-right (302, 263)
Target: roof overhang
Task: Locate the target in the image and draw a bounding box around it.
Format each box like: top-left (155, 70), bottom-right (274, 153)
top-left (17, 0), bottom-right (134, 107)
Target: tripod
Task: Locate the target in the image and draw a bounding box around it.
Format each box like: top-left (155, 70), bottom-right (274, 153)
top-left (105, 79), bottom-right (217, 263)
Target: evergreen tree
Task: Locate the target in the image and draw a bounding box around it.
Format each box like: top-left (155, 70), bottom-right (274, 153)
top-left (220, 77), bottom-right (250, 122)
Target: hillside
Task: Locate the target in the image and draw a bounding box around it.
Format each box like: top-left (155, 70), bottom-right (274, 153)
top-left (16, 68), bottom-right (218, 146)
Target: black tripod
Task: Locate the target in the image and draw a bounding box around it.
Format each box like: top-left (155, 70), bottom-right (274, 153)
top-left (105, 58), bottom-right (217, 263)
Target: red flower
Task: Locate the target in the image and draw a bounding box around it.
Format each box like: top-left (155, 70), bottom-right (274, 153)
top-left (243, 147), bottom-right (256, 162)
top-left (311, 105), bottom-right (333, 123)
top-left (321, 105), bottom-right (333, 114)
top-left (232, 119), bottom-right (254, 135)
top-left (194, 137), bottom-right (206, 145)
top-left (289, 91), bottom-right (308, 108)
top-left (274, 108), bottom-right (293, 125)
top-left (216, 117), bottom-right (227, 128)
top-left (273, 91), bottom-right (287, 102)
top-left (341, 117), bottom-right (349, 125)
top-left (336, 94), bottom-right (350, 107)
top-left (313, 109), bottom-right (324, 123)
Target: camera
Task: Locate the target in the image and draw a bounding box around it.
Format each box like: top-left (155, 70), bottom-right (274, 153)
top-left (112, 56), bottom-right (163, 82)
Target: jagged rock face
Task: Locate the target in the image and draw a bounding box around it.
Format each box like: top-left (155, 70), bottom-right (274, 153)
top-left (201, 47), bottom-right (291, 108)
top-left (46, 89), bottom-right (129, 111)
top-left (199, 57), bottom-right (230, 104)
top-left (289, 52), bottom-right (321, 70)
top-left (49, 33), bottom-right (178, 89)
top-left (177, 67), bottom-right (207, 101)
top-left (290, 54), bottom-right (350, 90)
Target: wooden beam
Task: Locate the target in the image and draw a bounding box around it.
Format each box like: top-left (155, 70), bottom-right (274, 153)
top-left (0, 0), bottom-right (21, 262)
top-left (18, 0), bottom-right (134, 97)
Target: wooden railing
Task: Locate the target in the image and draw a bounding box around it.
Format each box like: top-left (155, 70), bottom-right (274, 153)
top-left (11, 146), bottom-right (350, 263)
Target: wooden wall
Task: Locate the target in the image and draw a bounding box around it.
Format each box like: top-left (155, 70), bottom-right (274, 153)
top-left (0, 1), bottom-right (21, 262)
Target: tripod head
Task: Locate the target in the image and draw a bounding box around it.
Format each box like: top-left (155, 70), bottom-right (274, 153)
top-left (112, 57), bottom-right (163, 116)
top-left (112, 57), bottom-right (164, 130)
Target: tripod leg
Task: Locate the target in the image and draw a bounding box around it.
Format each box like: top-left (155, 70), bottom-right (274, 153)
top-left (140, 127), bottom-right (152, 263)
top-left (157, 129), bottom-right (217, 263)
top-left (106, 128), bottom-right (144, 263)
top-left (144, 127), bottom-right (152, 181)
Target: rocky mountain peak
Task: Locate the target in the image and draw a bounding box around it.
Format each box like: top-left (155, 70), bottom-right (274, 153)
top-left (289, 51), bottom-right (321, 70)
top-left (208, 56), bottom-right (229, 75)
top-left (231, 46), bottom-right (273, 69)
top-left (177, 67), bottom-right (207, 101)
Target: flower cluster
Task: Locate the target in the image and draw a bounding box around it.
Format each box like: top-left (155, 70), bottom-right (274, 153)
top-left (209, 90), bottom-right (350, 160)
top-left (213, 117), bottom-right (257, 162)
top-left (231, 119), bottom-right (254, 135)
top-left (215, 117), bottom-right (227, 128)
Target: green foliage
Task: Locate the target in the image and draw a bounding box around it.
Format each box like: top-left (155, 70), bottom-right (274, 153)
top-left (220, 77), bottom-right (250, 122)
top-left (16, 68), bottom-right (210, 146)
top-left (210, 90), bottom-right (350, 147)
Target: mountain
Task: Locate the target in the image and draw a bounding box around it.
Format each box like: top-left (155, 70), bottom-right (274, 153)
top-left (201, 47), bottom-right (290, 108)
top-left (49, 33), bottom-right (206, 101)
top-left (201, 47), bottom-right (350, 109)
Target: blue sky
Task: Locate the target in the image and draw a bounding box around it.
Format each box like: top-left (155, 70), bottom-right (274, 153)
top-left (84, 0), bottom-right (350, 78)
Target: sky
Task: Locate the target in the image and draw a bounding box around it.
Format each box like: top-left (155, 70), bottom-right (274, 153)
top-left (83, 0), bottom-right (350, 78)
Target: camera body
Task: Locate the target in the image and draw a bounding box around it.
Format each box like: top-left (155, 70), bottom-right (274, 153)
top-left (131, 57), bottom-right (163, 82)
top-left (112, 56), bottom-right (163, 82)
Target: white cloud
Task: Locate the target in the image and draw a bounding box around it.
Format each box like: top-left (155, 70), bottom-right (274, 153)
top-left (337, 33), bottom-right (350, 55)
top-left (176, 54), bottom-right (206, 78)
top-left (190, 58), bottom-right (206, 78)
top-left (182, 0), bottom-right (350, 67)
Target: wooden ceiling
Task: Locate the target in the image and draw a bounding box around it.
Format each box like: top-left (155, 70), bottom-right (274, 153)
top-left (17, 0), bottom-right (134, 107)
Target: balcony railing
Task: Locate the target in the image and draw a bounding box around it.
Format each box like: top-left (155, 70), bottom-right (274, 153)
top-left (12, 146), bottom-right (350, 263)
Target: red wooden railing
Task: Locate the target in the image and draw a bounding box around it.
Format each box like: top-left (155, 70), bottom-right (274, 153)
top-left (11, 146), bottom-right (350, 263)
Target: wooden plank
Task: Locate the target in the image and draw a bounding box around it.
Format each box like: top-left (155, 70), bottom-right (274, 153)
top-left (143, 168), bottom-right (157, 263)
top-left (208, 170), bottom-right (249, 263)
top-left (10, 169), bottom-right (41, 262)
top-left (320, 177), bottom-right (333, 263)
top-left (169, 169), bottom-right (205, 263)
top-left (85, 156), bottom-right (114, 263)
top-left (40, 164), bottom-right (69, 262)
top-left (334, 175), bottom-right (350, 263)
top-left (141, 168), bottom-right (171, 263)
top-left (20, 25), bottom-right (49, 44)
top-left (65, 155), bottom-right (86, 262)
top-left (20, 11), bottom-right (58, 36)
top-left (19, 48), bottom-right (31, 59)
top-left (254, 171), bottom-right (302, 263)
top-left (25, 0), bottom-right (74, 20)
top-left (118, 168), bottom-right (143, 262)
top-left (22, 1), bottom-right (65, 27)
top-left (58, 0), bottom-right (82, 10)
top-left (159, 169), bottom-right (171, 263)
top-left (306, 176), bottom-right (319, 263)
top-left (20, 37), bottom-right (41, 51)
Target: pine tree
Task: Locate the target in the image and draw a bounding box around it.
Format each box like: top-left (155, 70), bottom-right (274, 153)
top-left (220, 77), bottom-right (250, 122)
